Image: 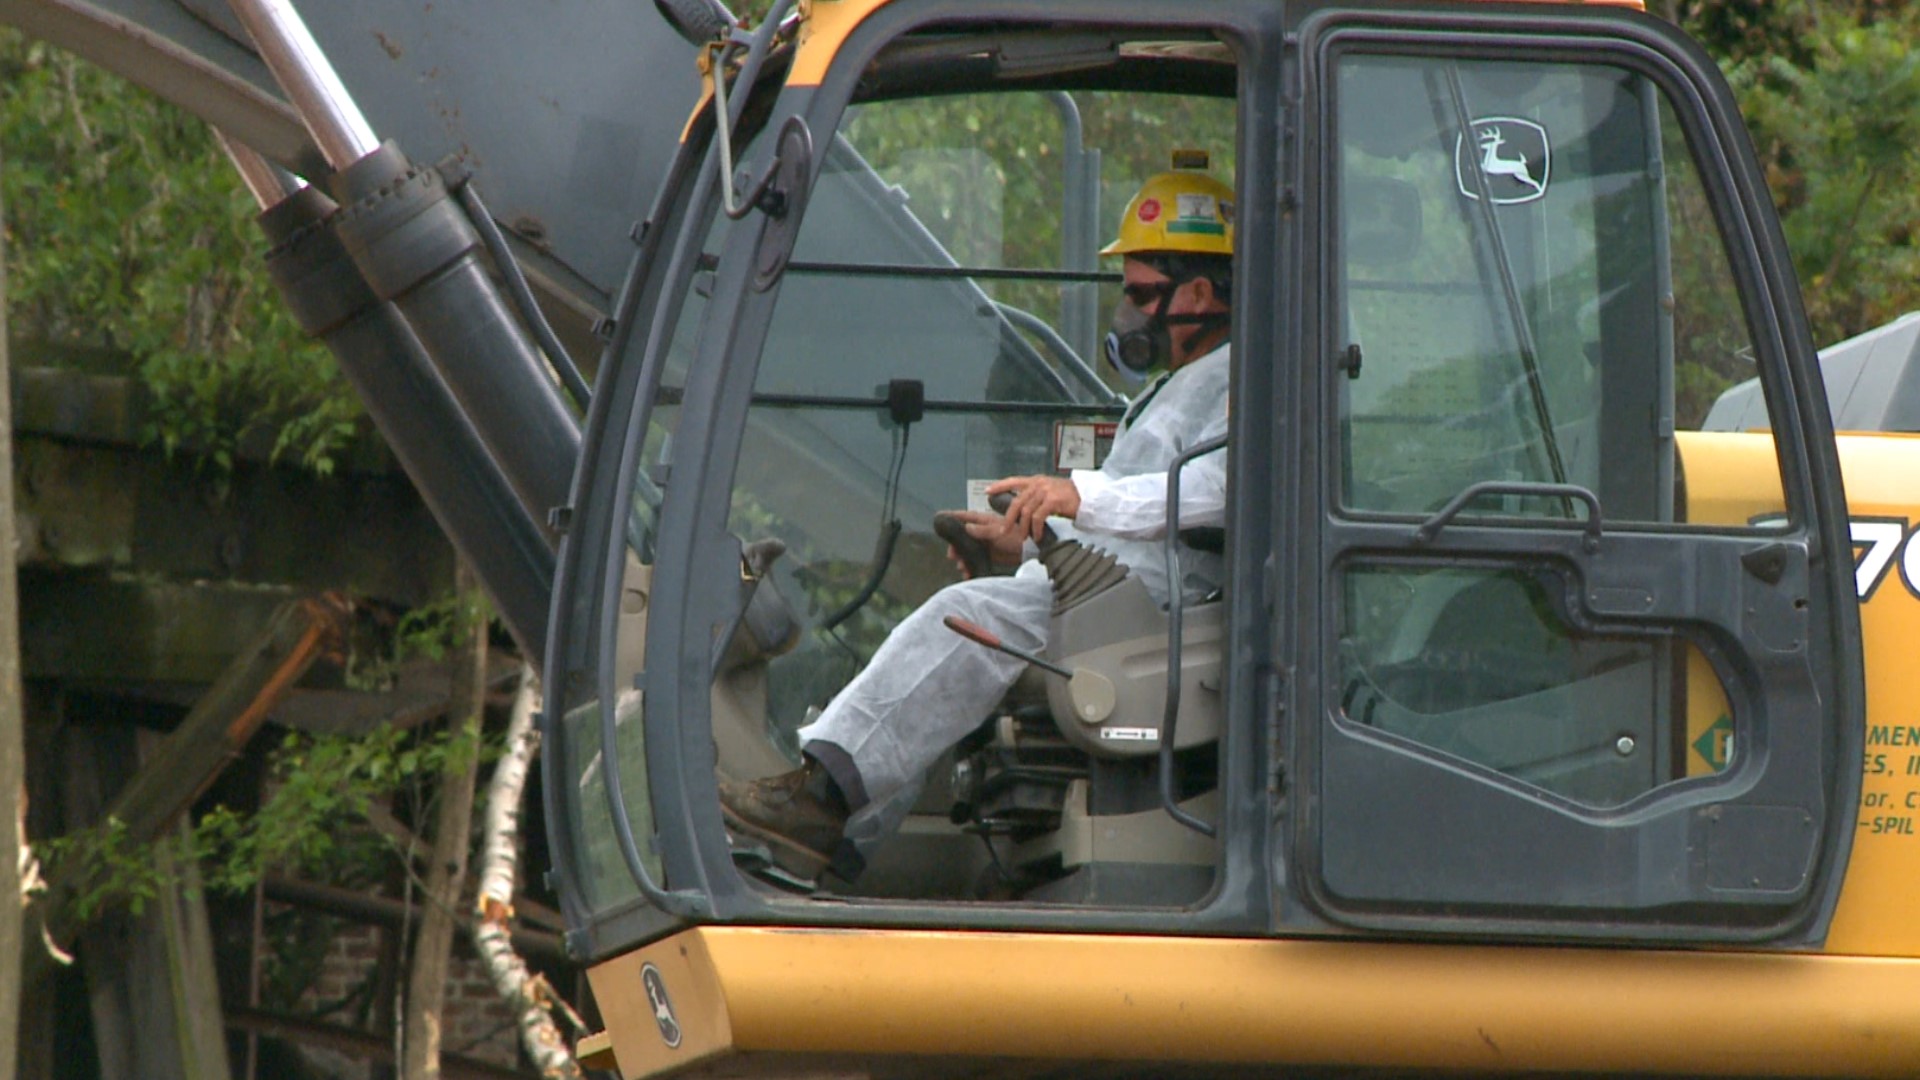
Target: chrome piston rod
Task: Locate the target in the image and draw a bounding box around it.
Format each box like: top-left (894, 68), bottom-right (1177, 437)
top-left (225, 0), bottom-right (377, 171)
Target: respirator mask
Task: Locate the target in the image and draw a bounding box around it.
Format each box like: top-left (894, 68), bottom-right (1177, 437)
top-left (1103, 282), bottom-right (1176, 384)
top-left (1103, 272), bottom-right (1229, 382)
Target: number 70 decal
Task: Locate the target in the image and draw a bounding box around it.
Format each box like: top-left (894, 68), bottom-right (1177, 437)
top-left (1751, 515), bottom-right (1920, 600)
top-left (1851, 517), bottom-right (1919, 601)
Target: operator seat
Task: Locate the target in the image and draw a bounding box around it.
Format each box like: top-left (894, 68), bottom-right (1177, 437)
top-left (960, 535), bottom-right (1224, 904)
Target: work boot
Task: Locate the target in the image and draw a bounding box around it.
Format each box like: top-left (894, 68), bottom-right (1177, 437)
top-left (718, 759), bottom-right (850, 879)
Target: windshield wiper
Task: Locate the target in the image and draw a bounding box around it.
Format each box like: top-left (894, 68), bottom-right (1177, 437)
top-left (1439, 65), bottom-right (1573, 515)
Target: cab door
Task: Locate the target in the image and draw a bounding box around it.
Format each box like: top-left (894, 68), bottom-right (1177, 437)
top-left (1289, 7), bottom-right (1863, 943)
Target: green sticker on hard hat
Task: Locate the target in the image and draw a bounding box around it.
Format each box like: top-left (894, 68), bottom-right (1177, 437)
top-left (1167, 192), bottom-right (1227, 235)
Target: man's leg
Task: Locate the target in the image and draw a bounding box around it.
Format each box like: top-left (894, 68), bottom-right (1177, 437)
top-left (802, 572), bottom-right (1053, 807)
top-left (721, 571), bottom-right (1053, 873)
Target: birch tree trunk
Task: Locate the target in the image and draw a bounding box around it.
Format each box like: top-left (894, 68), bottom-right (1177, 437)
top-left (474, 675), bottom-right (582, 1079)
top-left (401, 568), bottom-right (488, 1080)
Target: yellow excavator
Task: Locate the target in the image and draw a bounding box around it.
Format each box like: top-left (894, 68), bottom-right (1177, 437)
top-left (545, 2), bottom-right (1920, 1075)
top-left (8, 0), bottom-right (1920, 1075)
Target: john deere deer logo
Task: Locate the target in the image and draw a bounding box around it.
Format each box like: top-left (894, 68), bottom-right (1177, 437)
top-left (1454, 117), bottom-right (1551, 205)
top-left (641, 963), bottom-right (682, 1049)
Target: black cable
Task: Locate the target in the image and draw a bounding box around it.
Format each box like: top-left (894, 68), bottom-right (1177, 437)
top-left (454, 181), bottom-right (593, 410)
top-left (882, 424), bottom-right (909, 522)
top-left (817, 522), bottom-right (901, 634)
top-left (819, 424), bottom-right (910, 633)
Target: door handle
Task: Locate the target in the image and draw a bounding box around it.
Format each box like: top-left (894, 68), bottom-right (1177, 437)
top-left (1413, 480), bottom-right (1603, 551)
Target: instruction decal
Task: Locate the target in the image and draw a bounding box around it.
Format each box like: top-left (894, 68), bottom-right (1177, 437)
top-left (1054, 421), bottom-right (1117, 473)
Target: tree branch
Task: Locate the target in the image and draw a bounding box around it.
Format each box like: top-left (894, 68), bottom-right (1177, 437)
top-left (473, 674), bottom-right (582, 1079)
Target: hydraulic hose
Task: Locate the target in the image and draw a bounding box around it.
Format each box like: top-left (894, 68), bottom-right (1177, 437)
top-left (455, 181), bottom-right (593, 409)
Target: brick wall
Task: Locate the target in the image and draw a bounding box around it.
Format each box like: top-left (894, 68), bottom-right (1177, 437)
top-left (295, 917), bottom-right (523, 1073)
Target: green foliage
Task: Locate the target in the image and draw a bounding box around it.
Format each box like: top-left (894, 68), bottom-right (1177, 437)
top-left (345, 587), bottom-right (492, 691)
top-left (1683, 1), bottom-right (1920, 346)
top-left (0, 30), bottom-right (362, 474)
top-left (44, 720), bottom-right (490, 927)
top-left (41, 816), bottom-right (167, 923)
top-left (194, 723), bottom-right (484, 893)
top-left (392, 588), bottom-right (492, 663)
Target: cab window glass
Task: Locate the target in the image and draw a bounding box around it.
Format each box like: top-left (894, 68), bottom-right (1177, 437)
top-left (1335, 54), bottom-right (1787, 525)
top-left (713, 79), bottom-right (1238, 903)
top-left (736, 89), bottom-right (1233, 733)
top-left (1332, 53), bottom-right (1752, 807)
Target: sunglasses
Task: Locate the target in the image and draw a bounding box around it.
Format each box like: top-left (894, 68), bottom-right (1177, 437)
top-left (1121, 281), bottom-right (1176, 308)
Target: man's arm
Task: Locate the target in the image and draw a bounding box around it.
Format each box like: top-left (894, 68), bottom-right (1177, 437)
top-left (983, 448), bottom-right (1227, 544)
top-left (1071, 449), bottom-right (1226, 540)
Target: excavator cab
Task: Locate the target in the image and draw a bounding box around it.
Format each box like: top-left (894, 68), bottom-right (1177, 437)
top-left (0, 0), bottom-right (1896, 1071)
top-left (539, 0), bottom-right (1865, 1068)
top-left (565, 27), bottom-right (1245, 913)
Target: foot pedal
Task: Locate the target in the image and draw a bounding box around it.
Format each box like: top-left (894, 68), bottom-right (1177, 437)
top-left (727, 836), bottom-right (822, 893)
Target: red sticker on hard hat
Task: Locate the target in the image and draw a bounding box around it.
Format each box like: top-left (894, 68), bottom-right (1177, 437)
top-left (1137, 198), bottom-right (1161, 223)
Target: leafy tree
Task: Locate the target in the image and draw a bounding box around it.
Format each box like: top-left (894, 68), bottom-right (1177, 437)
top-left (0, 29), bottom-right (361, 473)
top-left (1677, 1), bottom-right (1920, 347)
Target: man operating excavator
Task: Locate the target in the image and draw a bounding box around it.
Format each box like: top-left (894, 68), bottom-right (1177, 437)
top-left (721, 166), bottom-right (1236, 880)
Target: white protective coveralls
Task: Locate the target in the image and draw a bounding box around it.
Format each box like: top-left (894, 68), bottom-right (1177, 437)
top-left (797, 343), bottom-right (1230, 811)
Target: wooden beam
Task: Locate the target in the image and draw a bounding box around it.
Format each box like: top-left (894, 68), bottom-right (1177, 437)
top-left (59, 720), bottom-right (229, 1079)
top-left (0, 138), bottom-right (24, 1080)
top-left (88, 597), bottom-right (344, 848)
top-left (260, 876), bottom-right (568, 966)
top-left (19, 574), bottom-right (296, 686)
top-left (142, 731), bottom-right (231, 1079)
top-left (10, 359), bottom-right (451, 581)
top-left (224, 1007), bottom-right (532, 1080)
top-left (24, 596), bottom-right (345, 990)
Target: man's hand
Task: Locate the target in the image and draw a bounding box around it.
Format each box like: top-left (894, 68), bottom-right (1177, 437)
top-left (986, 474), bottom-right (1081, 543)
top-left (939, 509), bottom-right (1026, 578)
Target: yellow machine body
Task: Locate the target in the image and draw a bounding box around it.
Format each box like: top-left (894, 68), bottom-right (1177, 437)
top-left (1683, 431), bottom-right (1920, 957)
top-left (581, 434), bottom-right (1920, 1077)
top-left (577, 2), bottom-right (1920, 1075)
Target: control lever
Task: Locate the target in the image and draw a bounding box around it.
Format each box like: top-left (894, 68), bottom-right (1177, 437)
top-left (932, 490), bottom-right (1058, 580)
top-left (942, 615), bottom-right (1115, 724)
top-left (932, 512), bottom-right (993, 580)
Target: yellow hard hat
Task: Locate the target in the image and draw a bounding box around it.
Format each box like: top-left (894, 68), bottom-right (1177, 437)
top-left (1100, 169), bottom-right (1235, 258)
